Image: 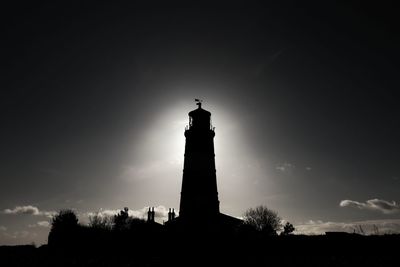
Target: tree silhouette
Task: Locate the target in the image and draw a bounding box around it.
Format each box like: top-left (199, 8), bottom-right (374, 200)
top-left (243, 205), bottom-right (281, 236)
top-left (89, 213), bottom-right (113, 230)
top-left (51, 209), bottom-right (78, 230)
top-left (113, 207), bottom-right (130, 231)
top-left (48, 209), bottom-right (79, 246)
top-left (281, 222), bottom-right (295, 235)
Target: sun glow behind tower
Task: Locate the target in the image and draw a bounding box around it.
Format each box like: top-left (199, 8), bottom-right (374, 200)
top-left (122, 99), bottom-right (275, 217)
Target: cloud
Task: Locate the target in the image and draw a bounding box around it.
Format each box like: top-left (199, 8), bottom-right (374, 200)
top-left (28, 221), bottom-right (50, 228)
top-left (295, 219), bottom-right (400, 235)
top-left (3, 205), bottom-right (56, 218)
top-left (4, 205), bottom-right (39, 215)
top-left (37, 221), bottom-right (50, 227)
top-left (275, 162), bottom-right (295, 173)
top-left (0, 226), bottom-right (6, 231)
top-left (340, 199), bottom-right (400, 214)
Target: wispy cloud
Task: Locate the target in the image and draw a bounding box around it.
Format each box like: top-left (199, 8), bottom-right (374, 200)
top-left (340, 199), bottom-right (400, 214)
top-left (0, 226), bottom-right (6, 231)
top-left (37, 221), bottom-right (50, 227)
top-left (3, 205), bottom-right (39, 215)
top-left (3, 205), bottom-right (56, 218)
top-left (28, 221), bottom-right (50, 228)
top-left (276, 162), bottom-right (295, 173)
top-left (295, 219), bottom-right (400, 235)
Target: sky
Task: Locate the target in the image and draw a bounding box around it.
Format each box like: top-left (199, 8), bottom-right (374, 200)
top-left (1, 2), bottom-right (400, 245)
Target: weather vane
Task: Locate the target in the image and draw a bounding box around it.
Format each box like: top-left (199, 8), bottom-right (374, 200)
top-left (195, 98), bottom-right (203, 108)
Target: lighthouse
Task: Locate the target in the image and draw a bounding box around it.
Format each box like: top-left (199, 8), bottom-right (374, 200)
top-left (179, 100), bottom-right (220, 220)
top-left (165, 100), bottom-right (241, 232)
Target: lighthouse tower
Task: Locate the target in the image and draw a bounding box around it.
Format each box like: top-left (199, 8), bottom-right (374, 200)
top-left (179, 100), bottom-right (220, 220)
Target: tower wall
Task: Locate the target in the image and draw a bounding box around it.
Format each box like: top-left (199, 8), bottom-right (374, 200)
top-left (179, 107), bottom-right (220, 219)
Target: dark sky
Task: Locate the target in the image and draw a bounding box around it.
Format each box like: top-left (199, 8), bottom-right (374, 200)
top-left (1, 2), bottom-right (400, 244)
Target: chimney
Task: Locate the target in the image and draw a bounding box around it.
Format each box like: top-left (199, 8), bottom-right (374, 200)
top-left (147, 207), bottom-right (152, 222)
top-left (168, 208), bottom-right (175, 222)
top-left (151, 207), bottom-right (155, 222)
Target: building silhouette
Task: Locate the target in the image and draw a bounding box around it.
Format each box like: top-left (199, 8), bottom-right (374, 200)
top-left (166, 100), bottom-right (241, 232)
top-left (180, 100), bottom-right (219, 218)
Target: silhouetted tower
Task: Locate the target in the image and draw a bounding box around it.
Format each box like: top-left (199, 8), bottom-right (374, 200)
top-left (147, 207), bottom-right (155, 222)
top-left (179, 100), bottom-right (220, 220)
